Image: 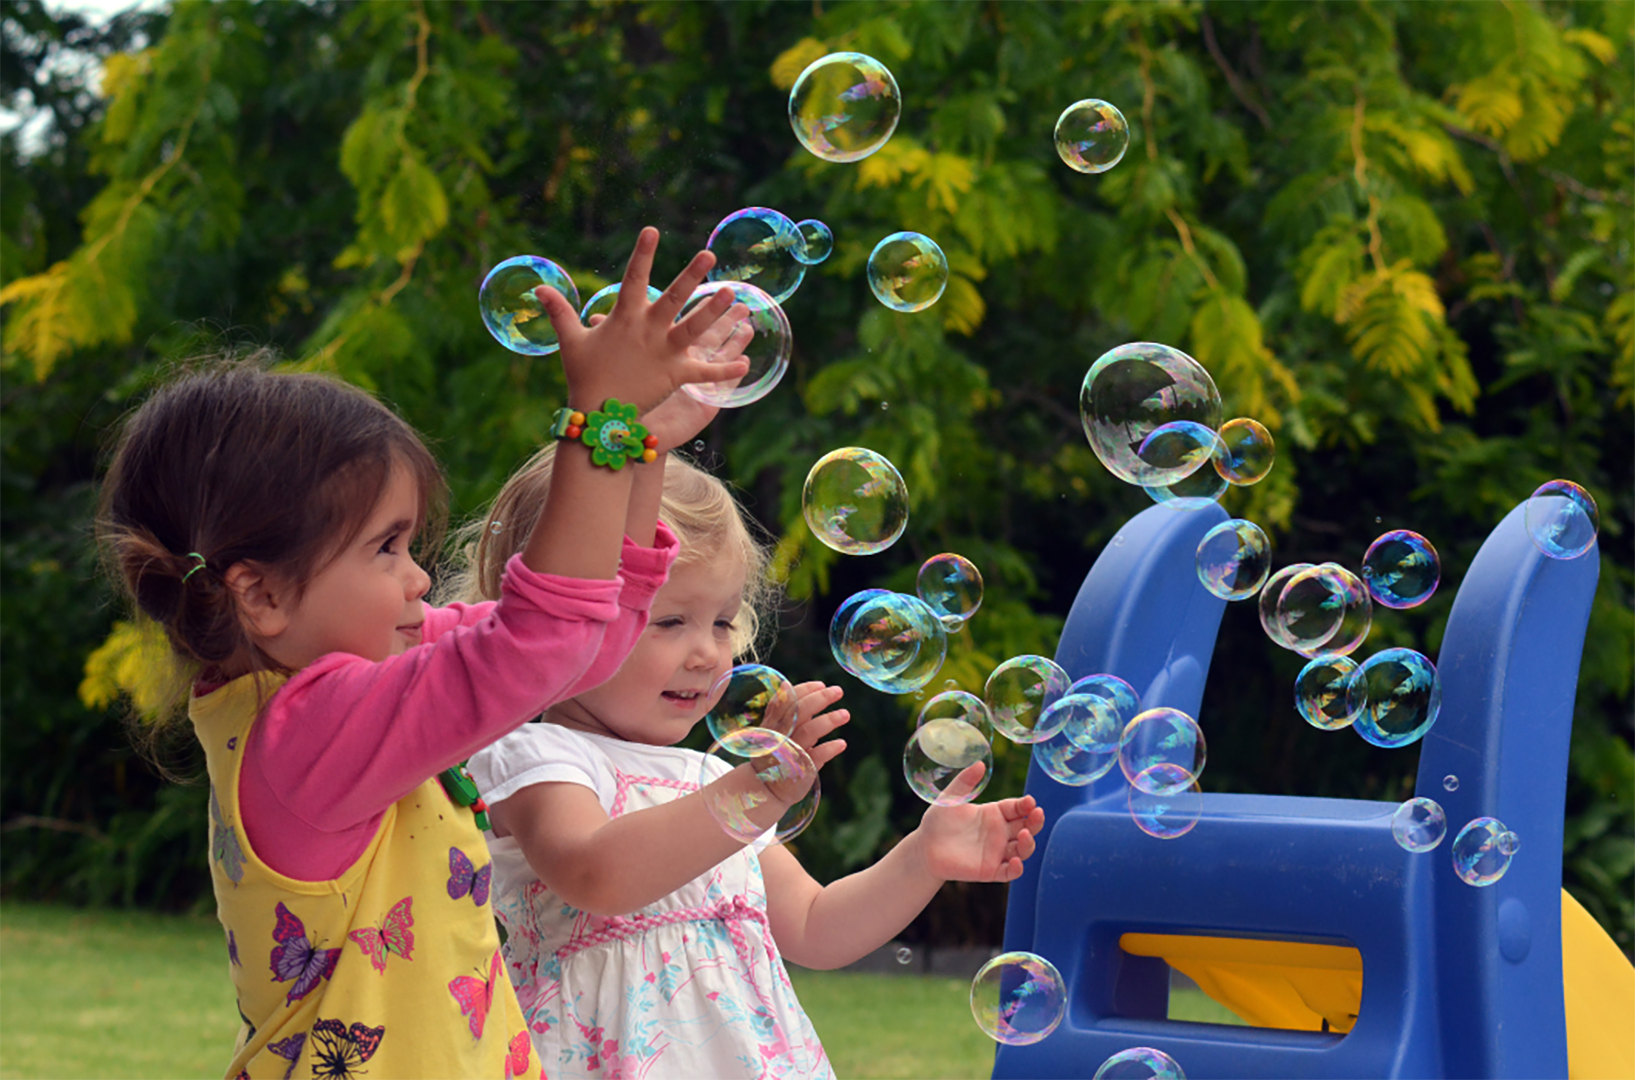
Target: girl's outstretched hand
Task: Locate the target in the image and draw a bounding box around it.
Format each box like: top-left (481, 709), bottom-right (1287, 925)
top-left (787, 681), bottom-right (849, 771)
top-left (637, 307), bottom-right (753, 451)
top-left (915, 763), bottom-right (1045, 883)
top-left (534, 226), bottom-right (750, 414)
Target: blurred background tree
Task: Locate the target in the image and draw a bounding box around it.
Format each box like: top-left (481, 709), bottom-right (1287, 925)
top-left (3, 0), bottom-right (1630, 954)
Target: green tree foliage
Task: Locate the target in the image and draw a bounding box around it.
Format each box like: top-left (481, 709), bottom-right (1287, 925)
top-left (3, 0), bottom-right (1630, 950)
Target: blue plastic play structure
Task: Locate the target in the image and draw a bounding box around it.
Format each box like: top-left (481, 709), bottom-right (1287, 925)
top-left (993, 498), bottom-right (1626, 1078)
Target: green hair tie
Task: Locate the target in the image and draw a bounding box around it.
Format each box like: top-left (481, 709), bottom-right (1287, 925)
top-left (182, 552), bottom-right (208, 582)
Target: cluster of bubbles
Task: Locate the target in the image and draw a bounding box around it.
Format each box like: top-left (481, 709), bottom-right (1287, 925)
top-left (832, 589), bottom-right (948, 696)
top-left (1390, 797), bottom-right (1520, 887)
top-left (969, 951), bottom-right (1067, 1046)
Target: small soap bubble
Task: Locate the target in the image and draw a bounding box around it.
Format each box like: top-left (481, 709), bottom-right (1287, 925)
top-left (1066, 674), bottom-right (1142, 731)
top-left (1128, 769), bottom-right (1202, 840)
top-left (984, 656), bottom-right (1072, 744)
top-left (705, 207), bottom-right (806, 303)
top-left (1196, 519), bottom-right (1272, 600)
top-left (904, 718), bottom-right (993, 805)
top-left (1259, 564), bottom-right (1315, 650)
top-left (697, 728), bottom-right (818, 844)
top-left (839, 591), bottom-right (947, 694)
top-left (1348, 648), bottom-right (1441, 749)
top-left (488, 520), bottom-right (503, 535)
top-left (1294, 654), bottom-right (1361, 730)
top-left (1496, 830), bottom-right (1521, 856)
top-left (794, 219), bottom-right (833, 264)
top-left (1034, 695), bottom-right (1122, 786)
top-left (1053, 99), bottom-right (1130, 174)
top-left (1119, 709), bottom-right (1206, 794)
top-left (1080, 343), bottom-right (1223, 488)
top-left (1094, 1046), bottom-right (1187, 1079)
top-left (803, 447), bottom-right (910, 555)
top-left (917, 690), bottom-right (995, 744)
top-left (1391, 797), bottom-right (1447, 852)
top-left (579, 282), bottom-right (664, 325)
top-left (917, 553), bottom-right (985, 627)
top-left (1452, 816), bottom-right (1515, 886)
top-left (1362, 530), bottom-right (1440, 609)
top-left (970, 951), bottom-right (1066, 1046)
top-left (1299, 565), bottom-right (1372, 659)
top-left (1213, 417), bottom-right (1275, 486)
top-left (1144, 453), bottom-right (1229, 509)
top-left (1443, 774), bottom-right (1459, 793)
top-left (1525, 480), bottom-right (1599, 559)
top-left (896, 946), bottom-right (913, 966)
top-left (479, 256), bottom-right (581, 356)
top-left (677, 280), bottom-right (792, 408)
top-left (1275, 564), bottom-right (1348, 654)
top-left (829, 588), bottom-right (891, 668)
top-left (789, 52), bottom-right (901, 163)
top-left (868, 232), bottom-right (949, 312)
top-left (693, 439), bottom-right (706, 452)
top-left (1137, 421), bottom-right (1218, 482)
top-left (704, 664), bottom-right (798, 742)
top-left (881, 401), bottom-right (889, 410)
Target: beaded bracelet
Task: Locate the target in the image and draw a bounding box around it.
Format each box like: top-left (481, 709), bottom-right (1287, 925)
top-left (551, 398), bottom-right (659, 470)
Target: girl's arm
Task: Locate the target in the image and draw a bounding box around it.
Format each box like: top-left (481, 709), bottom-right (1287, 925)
top-left (760, 764), bottom-right (1045, 971)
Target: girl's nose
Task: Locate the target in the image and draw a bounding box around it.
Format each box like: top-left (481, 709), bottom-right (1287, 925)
top-left (406, 559), bottom-right (431, 601)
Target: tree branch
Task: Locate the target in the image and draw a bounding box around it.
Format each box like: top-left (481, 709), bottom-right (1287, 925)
top-left (1200, 14), bottom-right (1271, 130)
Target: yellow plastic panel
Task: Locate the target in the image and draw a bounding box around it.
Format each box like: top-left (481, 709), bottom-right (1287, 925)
top-left (1562, 889), bottom-right (1635, 1080)
top-left (1121, 933), bottom-right (1362, 1034)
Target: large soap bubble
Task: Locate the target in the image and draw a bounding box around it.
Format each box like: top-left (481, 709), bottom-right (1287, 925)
top-left (706, 207), bottom-right (806, 304)
top-left (1348, 648), bottom-right (1441, 749)
top-left (677, 280), bottom-right (791, 408)
top-left (970, 951), bottom-right (1066, 1046)
top-left (1452, 816), bottom-right (1515, 886)
top-left (837, 591), bottom-right (947, 694)
top-left (1053, 99), bottom-right (1130, 174)
top-left (868, 232), bottom-right (949, 312)
top-left (1275, 564), bottom-right (1349, 654)
top-left (1094, 1047), bottom-right (1187, 1079)
top-left (1361, 530), bottom-right (1440, 609)
top-left (1144, 454), bottom-right (1230, 509)
top-left (1391, 797), bottom-right (1447, 853)
top-left (1034, 694), bottom-right (1122, 786)
top-left (479, 256), bottom-right (581, 356)
top-left (917, 690), bottom-right (995, 743)
top-left (1065, 674), bottom-right (1142, 732)
top-left (803, 447), bottom-right (910, 555)
top-left (985, 656), bottom-right (1072, 744)
top-left (1258, 563), bottom-right (1313, 650)
top-left (829, 588), bottom-right (890, 667)
top-left (904, 718), bottom-right (992, 805)
top-left (1213, 417), bottom-right (1275, 486)
top-left (1128, 770), bottom-right (1202, 840)
top-left (917, 553), bottom-right (984, 628)
top-left (1081, 343), bottom-right (1223, 487)
top-left (579, 282), bottom-right (664, 325)
top-left (1299, 565), bottom-right (1372, 659)
top-left (1196, 519), bottom-right (1272, 600)
top-left (789, 52), bottom-right (902, 163)
top-left (1294, 654), bottom-right (1360, 730)
top-left (1525, 480), bottom-right (1599, 560)
top-left (1119, 708), bottom-right (1206, 795)
top-left (704, 664), bottom-right (798, 742)
top-left (697, 728), bottom-right (817, 844)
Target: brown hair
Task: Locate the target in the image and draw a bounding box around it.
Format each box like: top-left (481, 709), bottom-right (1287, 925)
top-left (440, 446), bottom-right (775, 658)
top-left (98, 356), bottom-right (447, 718)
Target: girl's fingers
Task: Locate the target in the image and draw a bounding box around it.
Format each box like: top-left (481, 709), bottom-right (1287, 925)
top-left (669, 284), bottom-right (736, 344)
top-left (795, 709), bottom-right (849, 749)
top-left (940, 760), bottom-right (989, 802)
top-left (1015, 828), bottom-right (1036, 860)
top-left (618, 226), bottom-right (661, 298)
top-left (811, 738), bottom-right (847, 769)
top-left (654, 249), bottom-right (718, 323)
top-left (535, 285), bottom-right (585, 349)
top-left (694, 303), bottom-right (751, 352)
top-left (673, 354), bottom-right (750, 388)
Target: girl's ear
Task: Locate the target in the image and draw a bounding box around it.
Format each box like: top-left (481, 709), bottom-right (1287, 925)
top-left (223, 561), bottom-right (291, 643)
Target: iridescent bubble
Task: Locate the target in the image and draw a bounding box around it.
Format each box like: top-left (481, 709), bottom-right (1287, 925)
top-left (1094, 1046), bottom-right (1187, 1079)
top-left (1144, 453), bottom-right (1229, 509)
top-left (1119, 709), bottom-right (1206, 794)
top-left (1452, 816), bottom-right (1515, 887)
top-left (1213, 417), bottom-right (1275, 486)
top-left (794, 219), bottom-right (833, 264)
top-left (829, 588), bottom-right (890, 669)
top-left (1298, 565), bottom-right (1372, 659)
top-left (705, 207), bottom-right (806, 303)
top-left (917, 553), bottom-right (984, 628)
top-left (1443, 774), bottom-right (1459, 793)
top-left (1275, 564), bottom-right (1348, 654)
top-left (970, 951), bottom-right (1067, 1046)
top-left (1391, 797), bottom-right (1447, 852)
top-left (840, 591), bottom-right (947, 694)
top-left (1525, 480), bottom-right (1599, 560)
top-left (917, 690), bottom-right (995, 744)
top-left (1259, 564), bottom-right (1315, 651)
top-left (1196, 519), bottom-right (1272, 600)
top-left (1497, 830), bottom-right (1521, 857)
top-left (677, 280), bottom-right (792, 408)
top-left (1080, 343), bottom-right (1223, 488)
top-left (479, 256), bottom-right (581, 356)
top-left (1348, 648), bottom-right (1441, 749)
top-left (704, 664), bottom-right (798, 742)
top-left (1294, 654), bottom-right (1360, 730)
top-left (1137, 421), bottom-right (1217, 482)
top-left (1128, 767), bottom-right (1202, 840)
top-left (788, 52), bottom-right (902, 164)
top-left (803, 447), bottom-right (910, 555)
top-left (1034, 694), bottom-right (1121, 786)
top-left (896, 946), bottom-right (913, 965)
top-left (1053, 99), bottom-right (1130, 175)
top-left (488, 520), bottom-right (502, 535)
top-left (868, 232), bottom-right (949, 312)
top-left (904, 718), bottom-right (993, 805)
top-left (579, 282), bottom-right (664, 325)
top-left (984, 656), bottom-right (1072, 744)
top-left (698, 728), bottom-right (818, 844)
top-left (1361, 531), bottom-right (1440, 610)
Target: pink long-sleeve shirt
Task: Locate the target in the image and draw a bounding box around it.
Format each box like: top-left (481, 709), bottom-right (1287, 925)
top-left (224, 529), bottom-right (676, 881)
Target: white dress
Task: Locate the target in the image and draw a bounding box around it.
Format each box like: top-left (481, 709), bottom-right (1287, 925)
top-left (469, 725), bottom-right (833, 1080)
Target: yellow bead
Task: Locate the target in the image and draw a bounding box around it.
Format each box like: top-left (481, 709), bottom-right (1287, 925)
top-left (569, 411), bottom-right (586, 426)
top-left (641, 448), bottom-right (658, 463)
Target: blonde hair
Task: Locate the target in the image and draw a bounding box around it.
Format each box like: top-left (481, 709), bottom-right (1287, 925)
top-left (441, 446), bottom-right (775, 658)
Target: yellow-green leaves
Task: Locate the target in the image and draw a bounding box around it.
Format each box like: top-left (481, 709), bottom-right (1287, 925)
top-left (338, 104), bottom-right (449, 266)
top-left (79, 620), bottom-right (176, 722)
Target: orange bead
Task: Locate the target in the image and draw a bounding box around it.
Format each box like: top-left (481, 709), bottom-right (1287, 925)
top-left (641, 449), bottom-right (658, 463)
top-left (569, 411), bottom-right (586, 426)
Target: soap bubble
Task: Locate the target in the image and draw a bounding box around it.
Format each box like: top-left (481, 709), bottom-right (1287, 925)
top-left (904, 718), bottom-right (993, 805)
top-left (917, 690), bottom-right (995, 744)
top-left (917, 553), bottom-right (984, 627)
top-left (1362, 531), bottom-right (1440, 609)
top-left (1213, 417), bottom-right (1275, 486)
top-left (803, 447), bottom-right (910, 555)
top-left (1120, 709), bottom-right (1205, 794)
top-left (1294, 654), bottom-right (1361, 730)
top-left (896, 946), bottom-right (913, 965)
top-left (985, 656), bottom-right (1072, 744)
top-left (1452, 816), bottom-right (1515, 887)
top-left (970, 951), bottom-right (1066, 1046)
top-left (1196, 519), bottom-right (1272, 600)
top-left (698, 728), bottom-right (817, 844)
top-left (1034, 694), bottom-right (1122, 785)
top-left (1144, 454), bottom-right (1229, 509)
top-left (1080, 343), bottom-right (1223, 488)
top-left (794, 219), bottom-right (833, 264)
top-left (868, 232), bottom-right (949, 312)
top-left (1298, 565), bottom-right (1372, 658)
top-left (1259, 564), bottom-right (1315, 651)
top-left (488, 520), bottom-right (502, 535)
top-left (1128, 768), bottom-right (1203, 840)
top-left (1391, 797), bottom-right (1447, 852)
top-left (1348, 648), bottom-right (1441, 749)
top-left (1275, 564), bottom-right (1349, 653)
top-left (1067, 674), bottom-right (1142, 727)
top-left (1497, 830), bottom-right (1521, 856)
top-left (1053, 99), bottom-right (1130, 174)
top-left (829, 588), bottom-right (890, 667)
top-left (1137, 421), bottom-right (1218, 482)
top-left (789, 52), bottom-right (901, 163)
top-left (705, 207), bottom-right (806, 304)
top-left (1525, 480), bottom-right (1599, 559)
top-left (579, 282), bottom-right (664, 325)
top-left (1443, 774), bottom-right (1459, 793)
top-left (677, 280), bottom-right (792, 408)
top-left (838, 591), bottom-right (947, 694)
top-left (704, 664), bottom-right (798, 742)
top-left (1094, 1046), bottom-right (1187, 1079)
top-left (479, 256), bottom-right (581, 356)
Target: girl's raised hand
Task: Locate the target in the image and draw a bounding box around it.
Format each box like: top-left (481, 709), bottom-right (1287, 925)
top-left (638, 307), bottom-right (754, 451)
top-left (533, 227), bottom-right (750, 414)
top-left (914, 764), bottom-right (1045, 883)
top-left (787, 681), bottom-right (849, 771)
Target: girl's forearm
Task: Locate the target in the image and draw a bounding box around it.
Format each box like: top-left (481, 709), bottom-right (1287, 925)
top-left (775, 832), bottom-right (944, 970)
top-left (623, 450), bottom-right (666, 548)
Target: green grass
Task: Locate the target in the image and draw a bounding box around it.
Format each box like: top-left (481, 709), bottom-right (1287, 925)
top-left (1, 903), bottom-right (1244, 1079)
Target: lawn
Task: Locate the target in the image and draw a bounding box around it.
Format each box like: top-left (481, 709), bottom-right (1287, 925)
top-left (0, 902), bottom-right (1239, 1079)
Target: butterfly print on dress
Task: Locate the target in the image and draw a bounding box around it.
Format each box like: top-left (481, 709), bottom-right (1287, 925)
top-left (347, 896), bottom-right (414, 974)
top-left (448, 949), bottom-right (502, 1040)
top-left (447, 847), bottom-right (492, 907)
top-left (309, 1018), bottom-right (383, 1079)
top-left (209, 786), bottom-right (246, 885)
top-left (269, 902), bottom-right (341, 1006)
top-left (266, 1031), bottom-right (305, 1079)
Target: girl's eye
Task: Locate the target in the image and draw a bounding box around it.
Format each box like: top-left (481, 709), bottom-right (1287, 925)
top-left (654, 617), bottom-right (685, 630)
top-left (715, 619), bottom-right (737, 633)
top-left (379, 534), bottom-right (400, 555)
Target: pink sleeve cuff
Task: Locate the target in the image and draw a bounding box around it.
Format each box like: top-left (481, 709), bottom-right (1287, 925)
top-left (617, 520), bottom-right (679, 612)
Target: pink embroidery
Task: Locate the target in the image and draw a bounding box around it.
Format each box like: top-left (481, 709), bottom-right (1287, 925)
top-left (609, 769), bottom-right (697, 818)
